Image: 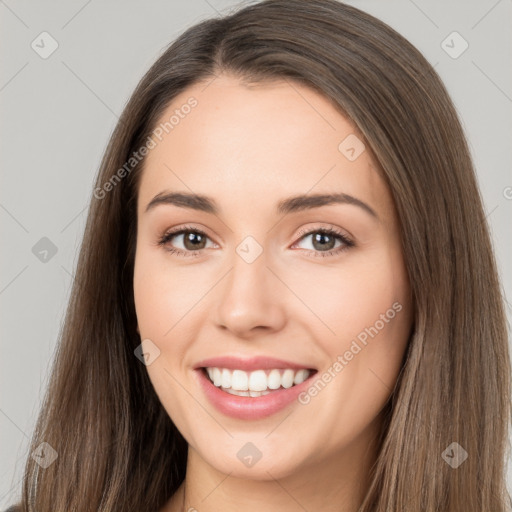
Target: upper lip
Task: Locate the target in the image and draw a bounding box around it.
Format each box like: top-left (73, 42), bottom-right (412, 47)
top-left (194, 355), bottom-right (316, 372)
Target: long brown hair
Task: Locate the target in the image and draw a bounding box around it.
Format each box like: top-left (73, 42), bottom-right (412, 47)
top-left (12, 1), bottom-right (511, 510)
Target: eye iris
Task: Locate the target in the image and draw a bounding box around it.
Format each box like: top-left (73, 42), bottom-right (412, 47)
top-left (183, 232), bottom-right (206, 250)
top-left (312, 232), bottom-right (335, 251)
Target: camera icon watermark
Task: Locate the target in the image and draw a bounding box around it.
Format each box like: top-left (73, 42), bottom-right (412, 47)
top-left (441, 442), bottom-right (468, 468)
top-left (134, 338), bottom-right (161, 365)
top-left (31, 31), bottom-right (59, 59)
top-left (31, 441), bottom-right (58, 469)
top-left (236, 442), bottom-right (262, 468)
top-left (236, 236), bottom-right (263, 264)
top-left (32, 237), bottom-right (58, 263)
top-left (441, 31), bottom-right (468, 59)
top-left (338, 134), bottom-right (365, 162)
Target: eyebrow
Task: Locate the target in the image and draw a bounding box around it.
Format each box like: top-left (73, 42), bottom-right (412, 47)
top-left (145, 191), bottom-right (378, 218)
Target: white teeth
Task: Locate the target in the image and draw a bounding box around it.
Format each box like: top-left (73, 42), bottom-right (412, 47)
top-left (221, 368), bottom-right (231, 389)
top-left (293, 369), bottom-right (309, 385)
top-left (212, 367), bottom-right (222, 387)
top-left (231, 370), bottom-right (249, 390)
top-left (281, 369), bottom-right (295, 388)
top-left (248, 370), bottom-right (267, 391)
top-left (249, 389), bottom-right (270, 397)
top-left (225, 388), bottom-right (250, 397)
top-left (204, 367), bottom-right (313, 393)
top-left (223, 387), bottom-right (271, 397)
top-left (267, 369), bottom-right (282, 389)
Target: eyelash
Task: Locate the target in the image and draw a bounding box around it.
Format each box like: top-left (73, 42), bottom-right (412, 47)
top-left (157, 224), bottom-right (355, 259)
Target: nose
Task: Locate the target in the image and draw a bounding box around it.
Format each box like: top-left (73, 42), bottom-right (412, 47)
top-left (214, 247), bottom-right (287, 339)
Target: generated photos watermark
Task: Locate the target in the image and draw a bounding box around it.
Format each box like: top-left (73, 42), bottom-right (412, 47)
top-left (94, 96), bottom-right (198, 200)
top-left (298, 301), bottom-right (403, 405)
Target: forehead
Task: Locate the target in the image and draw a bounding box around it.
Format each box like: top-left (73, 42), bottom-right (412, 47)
top-left (137, 74), bottom-right (393, 220)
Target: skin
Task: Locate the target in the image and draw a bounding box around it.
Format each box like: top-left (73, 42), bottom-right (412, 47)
top-left (133, 74), bottom-right (413, 512)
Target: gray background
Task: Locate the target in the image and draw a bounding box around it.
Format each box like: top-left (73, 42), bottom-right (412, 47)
top-left (1, 0), bottom-right (511, 507)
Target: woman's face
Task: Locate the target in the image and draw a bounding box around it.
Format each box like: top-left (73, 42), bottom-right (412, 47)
top-left (133, 74), bottom-right (413, 481)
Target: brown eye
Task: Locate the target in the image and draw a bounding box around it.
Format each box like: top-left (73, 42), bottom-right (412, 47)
top-left (310, 232), bottom-right (337, 251)
top-left (180, 231), bottom-right (208, 250)
top-left (158, 227), bottom-right (215, 257)
top-left (292, 227), bottom-right (355, 258)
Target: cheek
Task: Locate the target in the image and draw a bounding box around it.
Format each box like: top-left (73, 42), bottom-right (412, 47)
top-left (133, 249), bottom-right (199, 416)
top-left (293, 250), bottom-right (411, 441)
top-left (133, 255), bottom-right (172, 339)
top-left (322, 246), bottom-right (411, 388)
top-left (287, 248), bottom-right (409, 343)
top-left (289, 245), bottom-right (412, 407)
top-left (133, 246), bottom-right (198, 338)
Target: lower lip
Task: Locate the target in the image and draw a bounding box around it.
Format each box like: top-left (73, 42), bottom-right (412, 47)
top-left (194, 368), bottom-right (317, 420)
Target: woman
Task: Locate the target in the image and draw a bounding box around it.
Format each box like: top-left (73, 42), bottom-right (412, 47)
top-left (8, 0), bottom-right (511, 510)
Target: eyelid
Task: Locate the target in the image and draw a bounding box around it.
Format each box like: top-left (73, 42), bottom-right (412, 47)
top-left (157, 224), bottom-right (218, 247)
top-left (290, 224), bottom-right (354, 254)
top-left (293, 223), bottom-right (353, 243)
top-left (159, 224), bottom-right (215, 241)
top-left (158, 223), bottom-right (355, 258)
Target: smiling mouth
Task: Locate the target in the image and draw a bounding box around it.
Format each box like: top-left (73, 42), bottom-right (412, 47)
top-left (201, 367), bottom-right (318, 397)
